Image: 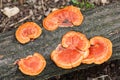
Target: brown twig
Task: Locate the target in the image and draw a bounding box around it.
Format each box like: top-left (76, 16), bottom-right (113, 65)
top-left (9, 14), bottom-right (32, 28)
top-left (0, 0), bottom-right (2, 8)
top-left (92, 75), bottom-right (112, 80)
top-left (2, 18), bottom-right (10, 32)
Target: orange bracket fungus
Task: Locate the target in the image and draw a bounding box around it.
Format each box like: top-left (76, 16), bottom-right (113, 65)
top-left (82, 36), bottom-right (112, 64)
top-left (43, 6), bottom-right (84, 31)
top-left (17, 53), bottom-right (46, 76)
top-left (51, 31), bottom-right (113, 69)
top-left (51, 31), bottom-right (90, 69)
top-left (51, 44), bottom-right (84, 69)
top-left (15, 22), bottom-right (42, 44)
top-left (62, 31), bottom-right (90, 51)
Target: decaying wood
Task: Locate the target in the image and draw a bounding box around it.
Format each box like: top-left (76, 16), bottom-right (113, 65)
top-left (0, 2), bottom-right (120, 80)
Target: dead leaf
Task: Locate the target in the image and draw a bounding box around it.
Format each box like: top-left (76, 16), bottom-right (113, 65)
top-left (101, 0), bottom-right (109, 5)
top-left (0, 55), bottom-right (4, 59)
top-left (1, 6), bottom-right (20, 18)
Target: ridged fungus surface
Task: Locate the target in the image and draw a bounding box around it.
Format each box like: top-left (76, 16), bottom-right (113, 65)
top-left (18, 53), bottom-right (46, 76)
top-left (15, 22), bottom-right (42, 44)
top-left (43, 6), bottom-right (84, 31)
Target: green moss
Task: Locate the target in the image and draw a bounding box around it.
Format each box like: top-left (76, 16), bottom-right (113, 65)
top-left (71, 0), bottom-right (94, 9)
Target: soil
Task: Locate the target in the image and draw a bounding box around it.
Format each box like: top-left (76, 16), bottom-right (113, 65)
top-left (0, 0), bottom-right (70, 32)
top-left (0, 0), bottom-right (120, 80)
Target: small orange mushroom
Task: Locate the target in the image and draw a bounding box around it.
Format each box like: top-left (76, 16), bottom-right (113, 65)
top-left (82, 36), bottom-right (112, 64)
top-left (43, 6), bottom-right (84, 31)
top-left (17, 53), bottom-right (46, 76)
top-left (62, 31), bottom-right (90, 51)
top-left (15, 22), bottom-right (42, 44)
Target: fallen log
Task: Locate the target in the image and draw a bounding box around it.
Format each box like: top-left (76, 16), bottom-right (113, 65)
top-left (0, 2), bottom-right (120, 80)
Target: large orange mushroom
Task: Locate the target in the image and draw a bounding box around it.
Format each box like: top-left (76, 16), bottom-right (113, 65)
top-left (43, 6), bottom-right (84, 31)
top-left (51, 44), bottom-right (85, 69)
top-left (82, 36), bottom-right (112, 64)
top-left (51, 31), bottom-right (113, 69)
top-left (17, 53), bottom-right (46, 76)
top-left (15, 22), bottom-right (42, 44)
top-left (51, 31), bottom-right (90, 69)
